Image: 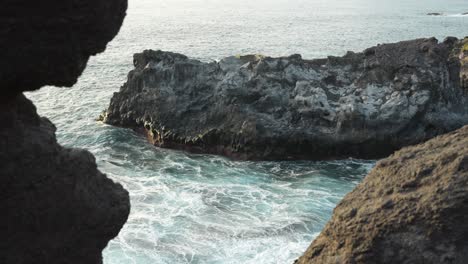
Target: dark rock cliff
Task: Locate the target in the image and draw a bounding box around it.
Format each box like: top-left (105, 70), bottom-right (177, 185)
top-left (0, 95), bottom-right (129, 263)
top-left (1, 0), bottom-right (127, 96)
top-left (102, 37), bottom-right (468, 160)
top-left (0, 0), bottom-right (129, 263)
top-left (296, 125), bottom-right (468, 264)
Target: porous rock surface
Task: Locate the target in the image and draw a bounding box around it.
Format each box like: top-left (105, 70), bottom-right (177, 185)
top-left (103, 37), bottom-right (468, 160)
top-left (296, 125), bottom-right (468, 264)
top-left (0, 0), bottom-right (129, 263)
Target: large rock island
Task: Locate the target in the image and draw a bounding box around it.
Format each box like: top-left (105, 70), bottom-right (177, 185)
top-left (297, 125), bottom-right (468, 263)
top-left (103, 37), bottom-right (468, 160)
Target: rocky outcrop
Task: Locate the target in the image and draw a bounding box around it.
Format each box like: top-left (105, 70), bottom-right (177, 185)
top-left (1, 0), bottom-right (127, 96)
top-left (0, 95), bottom-right (129, 263)
top-left (103, 37), bottom-right (468, 160)
top-left (0, 0), bottom-right (129, 263)
top-left (296, 125), bottom-right (468, 264)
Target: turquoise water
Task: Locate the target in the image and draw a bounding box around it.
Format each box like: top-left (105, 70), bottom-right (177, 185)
top-left (28, 0), bottom-right (467, 263)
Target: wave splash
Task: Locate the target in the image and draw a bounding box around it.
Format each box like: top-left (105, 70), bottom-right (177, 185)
top-left (99, 133), bottom-right (374, 264)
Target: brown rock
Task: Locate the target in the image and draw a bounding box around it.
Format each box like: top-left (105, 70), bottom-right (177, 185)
top-left (297, 125), bottom-right (468, 264)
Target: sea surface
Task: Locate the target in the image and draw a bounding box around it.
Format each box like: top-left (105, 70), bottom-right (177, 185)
top-left (28, 0), bottom-right (468, 263)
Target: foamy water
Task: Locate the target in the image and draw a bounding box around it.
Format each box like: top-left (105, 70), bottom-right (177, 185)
top-left (28, 0), bottom-right (467, 263)
top-left (98, 136), bottom-right (373, 263)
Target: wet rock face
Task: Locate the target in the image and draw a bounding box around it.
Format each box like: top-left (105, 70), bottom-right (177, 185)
top-left (296, 125), bottom-right (468, 264)
top-left (104, 38), bottom-right (468, 160)
top-left (0, 95), bottom-right (130, 264)
top-left (0, 0), bottom-right (129, 263)
top-left (459, 38), bottom-right (468, 91)
top-left (0, 0), bottom-right (127, 95)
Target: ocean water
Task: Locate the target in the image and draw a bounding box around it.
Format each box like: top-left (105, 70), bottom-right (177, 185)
top-left (27, 0), bottom-right (467, 263)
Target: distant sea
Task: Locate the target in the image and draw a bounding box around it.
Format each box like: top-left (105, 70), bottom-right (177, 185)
top-left (28, 0), bottom-right (468, 263)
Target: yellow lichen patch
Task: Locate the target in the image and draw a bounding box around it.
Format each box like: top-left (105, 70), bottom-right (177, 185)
top-left (235, 54), bottom-right (265, 62)
top-left (463, 43), bottom-right (468, 52)
top-left (460, 40), bottom-right (468, 90)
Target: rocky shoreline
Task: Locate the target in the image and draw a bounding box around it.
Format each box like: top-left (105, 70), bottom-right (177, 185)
top-left (102, 37), bottom-right (468, 160)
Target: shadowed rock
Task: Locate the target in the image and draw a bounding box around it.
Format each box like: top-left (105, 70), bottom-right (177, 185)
top-left (0, 0), bottom-right (127, 96)
top-left (0, 95), bottom-right (129, 263)
top-left (103, 37), bottom-right (468, 160)
top-left (0, 0), bottom-right (129, 263)
top-left (296, 125), bottom-right (468, 263)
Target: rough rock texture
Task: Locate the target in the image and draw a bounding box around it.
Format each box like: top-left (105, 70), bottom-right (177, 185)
top-left (459, 38), bottom-right (468, 90)
top-left (1, 0), bottom-right (127, 96)
top-left (0, 0), bottom-right (129, 263)
top-left (296, 125), bottom-right (468, 264)
top-left (103, 37), bottom-right (468, 160)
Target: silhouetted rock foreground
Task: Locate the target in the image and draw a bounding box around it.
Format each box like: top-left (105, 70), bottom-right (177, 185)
top-left (297, 125), bottom-right (468, 264)
top-left (103, 37), bottom-right (468, 160)
top-left (0, 0), bottom-right (129, 263)
top-left (1, 0), bottom-right (127, 95)
top-left (0, 95), bottom-right (129, 263)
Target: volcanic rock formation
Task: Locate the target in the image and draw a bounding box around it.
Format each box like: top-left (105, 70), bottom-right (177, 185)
top-left (296, 125), bottom-right (468, 264)
top-left (103, 37), bottom-right (468, 160)
top-left (0, 0), bottom-right (129, 263)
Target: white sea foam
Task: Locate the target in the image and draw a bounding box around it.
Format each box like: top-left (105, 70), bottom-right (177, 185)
top-left (99, 144), bottom-right (374, 263)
